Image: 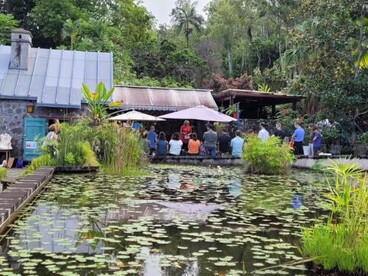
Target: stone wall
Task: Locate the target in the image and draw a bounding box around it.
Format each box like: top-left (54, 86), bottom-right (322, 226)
top-left (0, 100), bottom-right (85, 159)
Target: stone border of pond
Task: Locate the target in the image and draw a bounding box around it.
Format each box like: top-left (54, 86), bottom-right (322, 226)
top-left (151, 156), bottom-right (244, 166)
top-left (54, 166), bottom-right (99, 173)
top-left (293, 157), bottom-right (368, 171)
top-left (0, 167), bottom-right (54, 235)
top-left (152, 155), bottom-right (368, 171)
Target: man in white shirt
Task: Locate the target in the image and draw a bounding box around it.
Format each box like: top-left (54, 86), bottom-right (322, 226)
top-left (258, 122), bottom-right (269, 142)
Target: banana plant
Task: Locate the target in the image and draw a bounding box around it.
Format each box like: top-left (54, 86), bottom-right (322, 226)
top-left (82, 82), bottom-right (114, 125)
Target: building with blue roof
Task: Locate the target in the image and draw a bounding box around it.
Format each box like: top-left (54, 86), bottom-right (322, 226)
top-left (0, 29), bottom-right (113, 161)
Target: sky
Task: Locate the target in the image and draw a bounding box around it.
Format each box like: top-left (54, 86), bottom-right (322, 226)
top-left (141, 0), bottom-right (211, 26)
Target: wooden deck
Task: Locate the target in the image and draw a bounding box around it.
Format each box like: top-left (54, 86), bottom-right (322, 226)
top-left (0, 167), bottom-right (54, 235)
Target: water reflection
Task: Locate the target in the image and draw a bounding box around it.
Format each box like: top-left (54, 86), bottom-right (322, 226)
top-left (228, 178), bottom-right (242, 197)
top-left (1, 167), bottom-right (328, 275)
top-left (291, 194), bottom-right (303, 209)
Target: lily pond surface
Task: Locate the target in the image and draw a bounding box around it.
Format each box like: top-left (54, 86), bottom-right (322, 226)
top-left (0, 165), bottom-right (329, 275)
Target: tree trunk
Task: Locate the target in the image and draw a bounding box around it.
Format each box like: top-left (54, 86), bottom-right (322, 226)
top-left (227, 50), bottom-right (233, 77)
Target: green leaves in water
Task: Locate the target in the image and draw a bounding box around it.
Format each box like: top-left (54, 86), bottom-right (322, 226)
top-left (2, 165), bottom-right (328, 275)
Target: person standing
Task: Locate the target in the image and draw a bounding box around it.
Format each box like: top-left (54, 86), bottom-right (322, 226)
top-left (169, 132), bottom-right (183, 155)
top-left (180, 120), bottom-right (192, 152)
top-left (274, 123), bottom-right (286, 141)
top-left (230, 130), bottom-right (244, 158)
top-left (147, 125), bottom-right (157, 156)
top-left (187, 133), bottom-right (201, 155)
top-left (258, 122), bottom-right (270, 142)
top-left (308, 124), bottom-right (315, 157)
top-left (292, 122), bottom-right (305, 155)
top-left (45, 125), bottom-right (58, 157)
top-left (218, 128), bottom-right (231, 156)
top-left (156, 132), bottom-right (168, 157)
top-left (203, 124), bottom-right (218, 157)
top-left (132, 121), bottom-right (142, 132)
top-left (312, 126), bottom-right (322, 157)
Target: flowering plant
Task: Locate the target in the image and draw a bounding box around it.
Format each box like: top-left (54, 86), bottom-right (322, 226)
top-left (82, 82), bottom-right (114, 125)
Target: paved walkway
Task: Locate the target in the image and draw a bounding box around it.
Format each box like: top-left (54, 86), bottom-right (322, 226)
top-left (293, 157), bottom-right (368, 171)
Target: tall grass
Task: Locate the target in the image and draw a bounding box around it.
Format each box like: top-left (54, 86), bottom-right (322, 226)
top-left (242, 135), bottom-right (294, 174)
top-left (95, 123), bottom-right (144, 175)
top-left (55, 120), bottom-right (99, 167)
top-left (302, 162), bottom-right (368, 272)
top-left (26, 120), bottom-right (144, 175)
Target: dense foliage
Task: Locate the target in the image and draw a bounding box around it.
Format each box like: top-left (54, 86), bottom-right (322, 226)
top-left (0, 0), bottom-right (367, 121)
top-left (302, 163), bottom-right (368, 272)
top-left (26, 120), bottom-right (144, 175)
top-left (243, 135), bottom-right (294, 174)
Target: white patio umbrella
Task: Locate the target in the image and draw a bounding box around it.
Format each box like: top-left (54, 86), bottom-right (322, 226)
top-left (159, 105), bottom-right (237, 122)
top-left (109, 110), bottom-right (165, 121)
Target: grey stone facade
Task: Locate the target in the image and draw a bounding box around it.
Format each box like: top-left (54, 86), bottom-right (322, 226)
top-left (0, 99), bottom-right (85, 159)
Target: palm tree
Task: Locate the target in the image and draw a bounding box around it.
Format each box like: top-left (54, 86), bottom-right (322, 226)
top-left (170, 0), bottom-right (203, 48)
top-left (62, 19), bottom-right (80, 50)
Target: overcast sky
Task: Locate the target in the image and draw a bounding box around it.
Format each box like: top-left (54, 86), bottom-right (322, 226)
top-left (141, 0), bottom-right (211, 26)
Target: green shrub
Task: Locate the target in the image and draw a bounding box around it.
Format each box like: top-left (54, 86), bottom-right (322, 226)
top-left (242, 135), bottom-right (294, 174)
top-left (0, 167), bottom-right (7, 180)
top-left (301, 162), bottom-right (368, 272)
top-left (30, 119), bottom-right (143, 174)
top-left (99, 124), bottom-right (144, 175)
top-left (25, 154), bottom-right (53, 175)
top-left (54, 121), bottom-right (99, 167)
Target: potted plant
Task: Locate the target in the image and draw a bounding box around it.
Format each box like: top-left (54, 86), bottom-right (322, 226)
top-left (322, 128), bottom-right (341, 155)
top-left (225, 104), bottom-right (238, 119)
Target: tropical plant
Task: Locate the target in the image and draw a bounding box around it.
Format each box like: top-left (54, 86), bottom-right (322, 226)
top-left (302, 162), bottom-right (368, 272)
top-left (81, 82), bottom-right (115, 125)
top-left (96, 123), bottom-right (144, 175)
top-left (225, 104), bottom-right (237, 116)
top-left (24, 154), bottom-right (52, 175)
top-left (243, 135), bottom-right (294, 174)
top-left (170, 0), bottom-right (204, 48)
top-left (258, 83), bottom-right (271, 92)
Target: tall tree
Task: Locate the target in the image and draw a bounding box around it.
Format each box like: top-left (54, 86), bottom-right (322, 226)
top-left (206, 0), bottom-right (254, 77)
top-left (0, 13), bottom-right (18, 44)
top-left (170, 0), bottom-right (204, 48)
top-left (1, 0), bottom-right (34, 29)
top-left (284, 0), bottom-right (368, 117)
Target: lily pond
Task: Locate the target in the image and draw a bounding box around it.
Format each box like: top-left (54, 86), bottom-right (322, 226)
top-left (0, 165), bottom-right (329, 275)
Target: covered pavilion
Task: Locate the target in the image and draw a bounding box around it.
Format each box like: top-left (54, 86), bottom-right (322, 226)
top-left (212, 89), bottom-right (305, 119)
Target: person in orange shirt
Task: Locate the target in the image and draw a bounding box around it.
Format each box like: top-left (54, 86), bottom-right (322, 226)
top-left (187, 133), bottom-right (201, 155)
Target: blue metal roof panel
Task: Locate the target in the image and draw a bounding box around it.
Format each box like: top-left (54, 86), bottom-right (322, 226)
top-left (0, 46), bottom-right (113, 108)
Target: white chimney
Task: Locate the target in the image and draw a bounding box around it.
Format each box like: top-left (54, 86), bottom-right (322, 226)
top-left (9, 28), bottom-right (32, 70)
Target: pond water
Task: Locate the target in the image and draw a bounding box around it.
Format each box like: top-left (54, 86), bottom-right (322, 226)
top-left (0, 165), bottom-right (330, 275)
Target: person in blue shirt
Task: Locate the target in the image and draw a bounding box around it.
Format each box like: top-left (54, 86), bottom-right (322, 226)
top-left (292, 122), bottom-right (305, 155)
top-left (230, 130), bottom-right (244, 158)
top-left (132, 121), bottom-right (142, 132)
top-left (147, 125), bottom-right (157, 156)
top-left (156, 132), bottom-right (168, 157)
top-left (312, 126), bottom-right (322, 156)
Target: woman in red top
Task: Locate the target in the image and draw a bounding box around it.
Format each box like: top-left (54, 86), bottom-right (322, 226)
top-left (180, 120), bottom-right (192, 151)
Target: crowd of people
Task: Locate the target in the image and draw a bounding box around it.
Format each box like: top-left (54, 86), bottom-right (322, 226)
top-left (144, 121), bottom-right (245, 158)
top-left (141, 119), bottom-right (323, 158)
